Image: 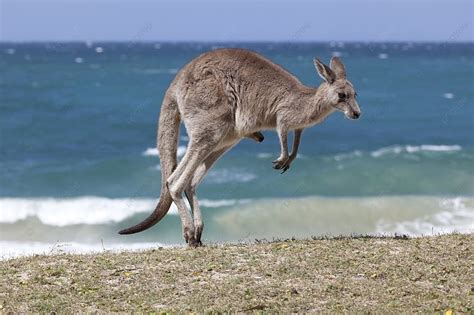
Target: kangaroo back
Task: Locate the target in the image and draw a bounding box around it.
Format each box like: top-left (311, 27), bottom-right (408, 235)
top-left (118, 93), bottom-right (179, 234)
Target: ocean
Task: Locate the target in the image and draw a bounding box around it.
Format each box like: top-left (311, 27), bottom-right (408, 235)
top-left (0, 42), bottom-right (473, 258)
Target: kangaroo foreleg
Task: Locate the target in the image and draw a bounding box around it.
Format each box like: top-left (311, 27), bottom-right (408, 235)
top-left (272, 125), bottom-right (289, 171)
top-left (273, 129), bottom-right (303, 174)
top-left (281, 128), bottom-right (303, 173)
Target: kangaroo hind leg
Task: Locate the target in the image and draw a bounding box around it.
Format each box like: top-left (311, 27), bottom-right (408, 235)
top-left (167, 127), bottom-right (231, 246)
top-left (184, 144), bottom-right (235, 244)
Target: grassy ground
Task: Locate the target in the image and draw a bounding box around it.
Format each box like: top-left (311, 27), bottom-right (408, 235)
top-left (0, 234), bottom-right (472, 312)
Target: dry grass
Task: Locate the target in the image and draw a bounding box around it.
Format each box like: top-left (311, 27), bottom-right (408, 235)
top-left (0, 234), bottom-right (472, 312)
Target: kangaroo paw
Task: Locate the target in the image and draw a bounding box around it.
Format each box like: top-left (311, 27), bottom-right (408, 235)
top-left (280, 164), bottom-right (290, 174)
top-left (253, 132), bottom-right (264, 143)
top-left (272, 156), bottom-right (290, 171)
top-left (246, 132), bottom-right (264, 143)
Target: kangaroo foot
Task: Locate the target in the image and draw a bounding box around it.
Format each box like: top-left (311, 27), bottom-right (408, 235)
top-left (188, 238), bottom-right (201, 247)
top-left (183, 226), bottom-right (198, 247)
top-left (194, 223), bottom-right (204, 246)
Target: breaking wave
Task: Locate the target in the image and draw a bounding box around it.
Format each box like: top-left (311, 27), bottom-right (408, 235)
top-left (327, 144), bottom-right (463, 161)
top-left (214, 195), bottom-right (474, 239)
top-left (143, 146), bottom-right (186, 158)
top-left (370, 144), bottom-right (461, 158)
top-left (0, 197), bottom-right (244, 226)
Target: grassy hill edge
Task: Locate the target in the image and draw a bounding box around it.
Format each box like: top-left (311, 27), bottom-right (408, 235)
top-left (1, 233), bottom-right (472, 312)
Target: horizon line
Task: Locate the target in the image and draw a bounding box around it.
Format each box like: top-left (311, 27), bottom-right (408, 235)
top-left (1, 40), bottom-right (473, 44)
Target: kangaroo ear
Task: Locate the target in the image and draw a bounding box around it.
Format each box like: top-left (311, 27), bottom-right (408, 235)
top-left (330, 56), bottom-right (346, 79)
top-left (313, 58), bottom-right (336, 84)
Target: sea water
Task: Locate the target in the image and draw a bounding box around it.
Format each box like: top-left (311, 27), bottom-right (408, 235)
top-left (0, 42), bottom-right (473, 258)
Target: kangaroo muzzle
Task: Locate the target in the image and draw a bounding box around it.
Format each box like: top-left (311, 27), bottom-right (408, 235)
top-left (345, 100), bottom-right (361, 120)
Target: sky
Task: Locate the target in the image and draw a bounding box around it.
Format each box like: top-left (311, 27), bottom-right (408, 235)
top-left (1, 0), bottom-right (473, 42)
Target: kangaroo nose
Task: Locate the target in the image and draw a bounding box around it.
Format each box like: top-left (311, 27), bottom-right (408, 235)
top-left (353, 111), bottom-right (360, 119)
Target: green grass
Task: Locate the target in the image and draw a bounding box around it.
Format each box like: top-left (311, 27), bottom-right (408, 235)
top-left (1, 234), bottom-right (472, 312)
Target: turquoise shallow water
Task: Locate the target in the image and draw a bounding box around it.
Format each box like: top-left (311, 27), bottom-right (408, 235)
top-left (0, 42), bottom-right (473, 256)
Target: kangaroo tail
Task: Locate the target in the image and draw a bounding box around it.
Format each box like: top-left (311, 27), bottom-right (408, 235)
top-left (119, 93), bottom-right (179, 235)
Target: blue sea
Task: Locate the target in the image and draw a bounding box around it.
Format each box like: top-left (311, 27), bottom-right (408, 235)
top-left (1, 42), bottom-right (473, 257)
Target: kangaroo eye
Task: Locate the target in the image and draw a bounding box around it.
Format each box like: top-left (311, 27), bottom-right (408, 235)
top-left (338, 93), bottom-right (346, 99)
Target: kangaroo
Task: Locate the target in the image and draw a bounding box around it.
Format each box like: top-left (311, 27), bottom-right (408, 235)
top-left (119, 49), bottom-right (361, 246)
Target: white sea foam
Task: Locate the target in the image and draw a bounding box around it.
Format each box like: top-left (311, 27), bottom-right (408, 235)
top-left (257, 152), bottom-right (272, 159)
top-left (215, 195), bottom-right (474, 239)
top-left (443, 92), bottom-right (454, 99)
top-left (0, 197), bottom-right (164, 226)
top-left (1, 196), bottom-right (472, 258)
top-left (143, 146), bottom-right (186, 158)
top-left (375, 197), bottom-right (474, 235)
top-left (143, 147), bottom-right (158, 156)
top-left (0, 240), bottom-right (175, 260)
top-left (133, 68), bottom-right (178, 75)
top-left (328, 144), bottom-right (461, 162)
top-left (371, 144), bottom-right (461, 158)
top-left (206, 168), bottom-right (257, 184)
top-left (178, 146), bottom-right (187, 157)
top-left (0, 197), bottom-right (241, 226)
top-left (199, 198), bottom-right (248, 207)
top-left (334, 150), bottom-right (363, 161)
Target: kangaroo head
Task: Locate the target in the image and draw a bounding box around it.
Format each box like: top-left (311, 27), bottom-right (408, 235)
top-left (313, 57), bottom-right (361, 120)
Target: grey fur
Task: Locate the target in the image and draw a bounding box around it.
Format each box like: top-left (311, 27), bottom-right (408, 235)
top-left (119, 49), bottom-right (361, 246)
